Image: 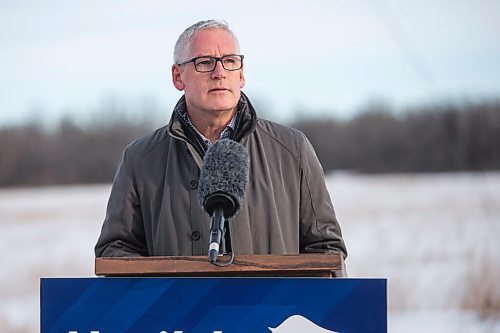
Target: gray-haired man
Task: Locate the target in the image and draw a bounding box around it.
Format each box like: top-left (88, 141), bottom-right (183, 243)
top-left (95, 20), bottom-right (347, 264)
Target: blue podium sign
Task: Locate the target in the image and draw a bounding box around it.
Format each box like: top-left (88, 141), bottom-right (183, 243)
top-left (41, 278), bottom-right (386, 333)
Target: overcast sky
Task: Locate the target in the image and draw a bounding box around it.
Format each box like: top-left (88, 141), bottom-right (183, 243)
top-left (1, 0), bottom-right (499, 125)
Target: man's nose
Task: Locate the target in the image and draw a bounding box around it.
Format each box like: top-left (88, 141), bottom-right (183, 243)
top-left (211, 60), bottom-right (226, 79)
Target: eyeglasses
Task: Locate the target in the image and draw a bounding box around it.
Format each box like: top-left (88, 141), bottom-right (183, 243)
top-left (177, 54), bottom-right (244, 73)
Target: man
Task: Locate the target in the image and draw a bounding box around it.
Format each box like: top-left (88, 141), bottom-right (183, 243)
top-left (95, 20), bottom-right (347, 260)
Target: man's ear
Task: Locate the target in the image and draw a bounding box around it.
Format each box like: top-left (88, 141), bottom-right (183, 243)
top-left (172, 64), bottom-right (185, 91)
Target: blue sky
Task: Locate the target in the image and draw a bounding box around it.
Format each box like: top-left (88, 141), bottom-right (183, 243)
top-left (1, 0), bottom-right (499, 125)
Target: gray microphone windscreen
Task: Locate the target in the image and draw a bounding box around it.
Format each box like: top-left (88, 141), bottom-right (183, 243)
top-left (197, 139), bottom-right (249, 216)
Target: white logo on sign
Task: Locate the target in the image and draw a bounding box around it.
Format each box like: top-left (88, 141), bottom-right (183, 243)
top-left (268, 315), bottom-right (339, 333)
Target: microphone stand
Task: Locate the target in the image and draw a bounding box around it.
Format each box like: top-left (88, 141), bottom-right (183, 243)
top-left (208, 206), bottom-right (225, 263)
top-left (208, 205), bottom-right (235, 266)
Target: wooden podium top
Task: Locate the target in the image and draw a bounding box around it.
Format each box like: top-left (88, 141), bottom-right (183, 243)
top-left (95, 253), bottom-right (345, 278)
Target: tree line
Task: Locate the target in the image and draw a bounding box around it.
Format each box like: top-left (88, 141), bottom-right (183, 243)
top-left (0, 117), bottom-right (155, 187)
top-left (292, 99), bottom-right (500, 173)
top-left (0, 99), bottom-right (499, 187)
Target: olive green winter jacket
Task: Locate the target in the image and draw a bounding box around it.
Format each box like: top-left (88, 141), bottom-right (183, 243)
top-left (95, 93), bottom-right (347, 260)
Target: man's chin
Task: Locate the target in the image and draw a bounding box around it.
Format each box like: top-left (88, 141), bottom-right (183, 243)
top-left (207, 106), bottom-right (238, 114)
top-left (205, 100), bottom-right (238, 113)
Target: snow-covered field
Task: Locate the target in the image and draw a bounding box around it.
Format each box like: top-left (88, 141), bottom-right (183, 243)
top-left (0, 172), bottom-right (499, 332)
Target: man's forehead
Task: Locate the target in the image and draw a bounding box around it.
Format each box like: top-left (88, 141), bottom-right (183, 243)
top-left (189, 29), bottom-right (237, 55)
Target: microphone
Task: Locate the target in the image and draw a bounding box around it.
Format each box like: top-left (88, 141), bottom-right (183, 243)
top-left (197, 139), bottom-right (249, 263)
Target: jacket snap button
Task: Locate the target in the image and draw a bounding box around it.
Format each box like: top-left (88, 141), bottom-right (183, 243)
top-left (189, 180), bottom-right (198, 190)
top-left (191, 231), bottom-right (201, 241)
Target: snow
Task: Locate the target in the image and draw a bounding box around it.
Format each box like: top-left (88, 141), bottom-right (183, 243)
top-left (0, 172), bottom-right (499, 332)
top-left (327, 172), bottom-right (500, 332)
top-left (0, 185), bottom-right (110, 333)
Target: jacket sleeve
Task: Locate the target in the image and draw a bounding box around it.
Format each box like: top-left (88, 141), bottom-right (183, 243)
top-left (298, 133), bottom-right (348, 259)
top-left (94, 148), bottom-right (148, 257)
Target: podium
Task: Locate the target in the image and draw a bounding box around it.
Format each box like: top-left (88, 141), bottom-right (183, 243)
top-left (41, 253), bottom-right (387, 332)
top-left (94, 253), bottom-right (346, 277)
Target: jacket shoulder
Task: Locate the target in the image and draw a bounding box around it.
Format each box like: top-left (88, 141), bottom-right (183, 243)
top-left (123, 125), bottom-right (170, 161)
top-left (256, 118), bottom-right (308, 156)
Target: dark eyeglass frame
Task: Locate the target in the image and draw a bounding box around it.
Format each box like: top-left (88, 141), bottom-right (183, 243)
top-left (177, 54), bottom-right (244, 73)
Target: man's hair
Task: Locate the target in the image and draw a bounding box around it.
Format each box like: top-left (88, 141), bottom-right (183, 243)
top-left (173, 20), bottom-right (240, 64)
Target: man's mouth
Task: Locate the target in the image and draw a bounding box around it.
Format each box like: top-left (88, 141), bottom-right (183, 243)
top-left (209, 88), bottom-right (228, 92)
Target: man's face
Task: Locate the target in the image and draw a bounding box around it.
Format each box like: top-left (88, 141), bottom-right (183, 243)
top-left (172, 29), bottom-right (245, 116)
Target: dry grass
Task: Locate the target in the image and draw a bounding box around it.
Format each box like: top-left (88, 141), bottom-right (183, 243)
top-left (463, 237), bottom-right (500, 317)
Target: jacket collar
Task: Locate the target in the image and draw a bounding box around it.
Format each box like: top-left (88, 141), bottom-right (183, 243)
top-left (168, 91), bottom-right (258, 156)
